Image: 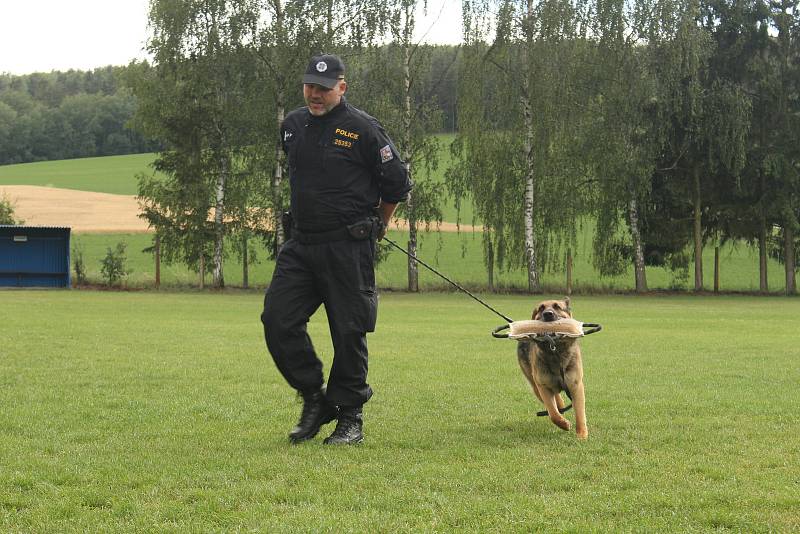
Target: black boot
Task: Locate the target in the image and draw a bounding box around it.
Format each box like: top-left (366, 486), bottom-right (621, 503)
top-left (289, 388), bottom-right (338, 444)
top-left (323, 406), bottom-right (364, 445)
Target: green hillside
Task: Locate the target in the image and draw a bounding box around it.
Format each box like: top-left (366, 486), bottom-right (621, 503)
top-left (0, 153), bottom-right (158, 195)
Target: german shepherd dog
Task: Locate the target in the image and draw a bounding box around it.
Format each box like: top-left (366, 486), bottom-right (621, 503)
top-left (516, 297), bottom-right (588, 439)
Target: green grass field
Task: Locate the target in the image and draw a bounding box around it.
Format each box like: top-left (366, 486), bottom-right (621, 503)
top-left (0, 153), bottom-right (160, 195)
top-left (1, 291), bottom-right (798, 531)
top-left (71, 228), bottom-right (786, 293)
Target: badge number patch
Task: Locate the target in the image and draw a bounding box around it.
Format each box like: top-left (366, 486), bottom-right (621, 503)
top-left (380, 144), bottom-right (394, 163)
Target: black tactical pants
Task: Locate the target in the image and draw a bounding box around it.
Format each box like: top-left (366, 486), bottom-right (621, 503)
top-left (261, 237), bottom-right (377, 407)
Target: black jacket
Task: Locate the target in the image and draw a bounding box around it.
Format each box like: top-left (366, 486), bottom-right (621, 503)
top-left (281, 98), bottom-right (412, 233)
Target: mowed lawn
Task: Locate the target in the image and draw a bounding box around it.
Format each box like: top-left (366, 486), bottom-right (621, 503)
top-left (1, 291), bottom-right (798, 531)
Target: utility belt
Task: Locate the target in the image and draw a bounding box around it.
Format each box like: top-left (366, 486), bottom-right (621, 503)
top-left (283, 212), bottom-right (383, 245)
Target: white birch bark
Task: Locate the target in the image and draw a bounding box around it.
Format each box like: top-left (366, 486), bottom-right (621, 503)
top-left (628, 196), bottom-right (647, 292)
top-left (521, 0), bottom-right (540, 293)
top-left (212, 152), bottom-right (227, 288)
top-left (273, 96), bottom-right (285, 250)
top-left (402, 3), bottom-right (418, 292)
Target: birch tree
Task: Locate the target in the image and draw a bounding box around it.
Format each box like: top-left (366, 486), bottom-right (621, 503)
top-left (452, 0), bottom-right (590, 293)
top-left (132, 0), bottom-right (259, 288)
top-left (584, 0), bottom-right (662, 292)
top-left (378, 1), bottom-right (448, 292)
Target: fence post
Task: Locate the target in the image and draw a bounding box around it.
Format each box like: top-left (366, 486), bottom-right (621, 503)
top-left (566, 248), bottom-right (573, 296)
top-left (487, 239), bottom-right (494, 293)
top-left (155, 234), bottom-right (161, 289)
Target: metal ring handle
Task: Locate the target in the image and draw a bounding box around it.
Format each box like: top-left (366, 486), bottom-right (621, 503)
top-left (492, 324), bottom-right (510, 338)
top-left (582, 323), bottom-right (602, 335)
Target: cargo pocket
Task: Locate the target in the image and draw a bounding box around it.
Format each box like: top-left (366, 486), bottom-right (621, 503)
top-left (356, 240), bottom-right (377, 332)
top-left (358, 287), bottom-right (378, 333)
top-left (357, 239), bottom-right (376, 292)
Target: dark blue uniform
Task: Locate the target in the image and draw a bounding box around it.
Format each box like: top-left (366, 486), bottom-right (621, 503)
top-left (261, 98), bottom-right (411, 408)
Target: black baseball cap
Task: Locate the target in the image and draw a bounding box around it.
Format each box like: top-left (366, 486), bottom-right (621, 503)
top-left (302, 54), bottom-right (345, 88)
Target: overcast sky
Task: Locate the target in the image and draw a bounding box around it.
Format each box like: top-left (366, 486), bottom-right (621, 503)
top-left (0, 0), bottom-right (463, 75)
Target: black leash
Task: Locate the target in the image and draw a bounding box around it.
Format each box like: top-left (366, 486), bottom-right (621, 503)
top-left (382, 236), bottom-right (514, 323)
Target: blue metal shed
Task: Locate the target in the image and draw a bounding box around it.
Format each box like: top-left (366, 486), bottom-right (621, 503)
top-left (0, 226), bottom-right (71, 288)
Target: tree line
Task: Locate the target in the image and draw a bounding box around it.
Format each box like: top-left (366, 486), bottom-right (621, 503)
top-left (3, 1), bottom-right (798, 295)
top-left (0, 67), bottom-right (159, 164)
top-left (124, 0), bottom-right (457, 290)
top-left (125, 0), bottom-right (798, 295)
top-left (449, 0), bottom-right (799, 296)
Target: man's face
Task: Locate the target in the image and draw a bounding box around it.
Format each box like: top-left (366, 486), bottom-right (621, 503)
top-left (304, 79), bottom-right (346, 116)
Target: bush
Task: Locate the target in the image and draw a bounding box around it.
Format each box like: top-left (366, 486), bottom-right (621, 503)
top-left (0, 194), bottom-right (24, 225)
top-left (100, 242), bottom-right (132, 286)
top-left (72, 241), bottom-right (87, 285)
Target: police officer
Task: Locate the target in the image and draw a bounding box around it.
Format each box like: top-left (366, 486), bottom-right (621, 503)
top-left (261, 54), bottom-right (411, 445)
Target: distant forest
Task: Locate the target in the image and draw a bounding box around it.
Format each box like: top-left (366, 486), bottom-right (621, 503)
top-left (0, 67), bottom-right (159, 165)
top-left (0, 50), bottom-right (459, 166)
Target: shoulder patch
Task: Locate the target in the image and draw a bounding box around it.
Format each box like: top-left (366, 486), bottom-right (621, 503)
top-left (380, 144), bottom-right (394, 163)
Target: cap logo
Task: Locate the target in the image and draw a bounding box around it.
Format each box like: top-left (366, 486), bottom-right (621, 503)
top-left (316, 61), bottom-right (328, 73)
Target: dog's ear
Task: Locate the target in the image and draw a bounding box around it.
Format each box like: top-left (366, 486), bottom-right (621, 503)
top-left (563, 296), bottom-right (571, 314)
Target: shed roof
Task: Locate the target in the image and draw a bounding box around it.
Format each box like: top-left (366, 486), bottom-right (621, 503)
top-left (0, 225), bottom-right (71, 230)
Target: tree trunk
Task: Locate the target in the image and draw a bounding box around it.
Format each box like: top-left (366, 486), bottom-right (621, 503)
top-left (628, 196), bottom-right (648, 292)
top-left (402, 14), bottom-right (418, 293)
top-left (714, 245), bottom-right (720, 293)
top-left (520, 5), bottom-right (540, 294)
top-left (693, 167), bottom-right (703, 291)
top-left (212, 153), bottom-right (227, 288)
top-left (759, 220), bottom-right (768, 293)
top-left (200, 255), bottom-right (205, 289)
top-left (273, 93), bottom-right (286, 254)
top-left (759, 130), bottom-right (769, 293)
top-left (242, 232), bottom-right (249, 289)
top-left (785, 223), bottom-right (796, 295)
top-left (154, 234), bottom-right (161, 289)
top-left (407, 234), bottom-right (418, 292)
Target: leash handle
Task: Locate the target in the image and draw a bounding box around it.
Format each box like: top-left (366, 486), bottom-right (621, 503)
top-left (582, 323), bottom-right (602, 335)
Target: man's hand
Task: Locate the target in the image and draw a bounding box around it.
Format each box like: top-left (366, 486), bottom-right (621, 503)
top-left (377, 220), bottom-right (387, 241)
top-left (377, 200), bottom-right (397, 241)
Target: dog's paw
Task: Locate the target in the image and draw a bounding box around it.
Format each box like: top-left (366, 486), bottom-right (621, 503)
top-left (576, 428), bottom-right (588, 440)
top-left (552, 417), bottom-right (571, 431)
